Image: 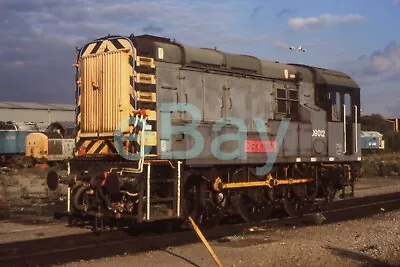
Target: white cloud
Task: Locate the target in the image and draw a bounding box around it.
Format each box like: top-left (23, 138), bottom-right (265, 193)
top-left (330, 41), bottom-right (400, 117)
top-left (2, 61), bottom-right (24, 70)
top-left (15, 0), bottom-right (244, 48)
top-left (331, 41), bottom-right (400, 81)
top-left (363, 41), bottom-right (400, 74)
top-left (288, 14), bottom-right (365, 32)
top-left (0, 0), bottom-right (261, 102)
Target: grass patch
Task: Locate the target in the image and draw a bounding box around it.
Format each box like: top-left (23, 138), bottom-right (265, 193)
top-left (361, 152), bottom-right (400, 178)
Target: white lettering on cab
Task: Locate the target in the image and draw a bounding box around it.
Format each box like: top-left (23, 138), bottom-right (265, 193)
top-left (312, 129), bottom-right (326, 137)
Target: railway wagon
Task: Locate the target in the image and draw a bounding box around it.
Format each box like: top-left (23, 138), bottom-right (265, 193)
top-left (47, 34), bottom-right (362, 229)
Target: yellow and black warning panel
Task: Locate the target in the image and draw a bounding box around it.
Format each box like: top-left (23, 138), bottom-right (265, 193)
top-left (75, 37), bottom-right (136, 157)
top-left (75, 137), bottom-right (118, 156)
top-left (75, 36), bottom-right (159, 159)
top-left (80, 38), bottom-right (133, 57)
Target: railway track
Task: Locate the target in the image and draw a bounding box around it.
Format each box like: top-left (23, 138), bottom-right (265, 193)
top-left (1, 191), bottom-right (400, 267)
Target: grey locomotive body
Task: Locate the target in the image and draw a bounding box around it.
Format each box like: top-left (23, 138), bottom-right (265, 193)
top-left (47, 34), bottom-right (361, 230)
top-left (154, 42), bottom-right (361, 166)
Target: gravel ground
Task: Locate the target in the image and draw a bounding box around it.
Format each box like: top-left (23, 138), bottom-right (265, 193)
top-left (0, 167), bottom-right (90, 244)
top-left (1, 172), bottom-right (400, 266)
top-left (0, 218), bottom-right (90, 244)
top-left (0, 176), bottom-right (399, 244)
top-left (60, 209), bottom-right (400, 267)
top-left (352, 177), bottom-right (400, 198)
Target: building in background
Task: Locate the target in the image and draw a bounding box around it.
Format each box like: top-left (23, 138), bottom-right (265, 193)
top-left (0, 101), bottom-right (75, 123)
top-left (386, 118), bottom-right (399, 132)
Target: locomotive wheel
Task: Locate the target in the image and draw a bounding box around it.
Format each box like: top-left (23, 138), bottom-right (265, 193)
top-left (183, 176), bottom-right (225, 229)
top-left (281, 188), bottom-right (308, 218)
top-left (235, 188), bottom-right (273, 222)
top-left (232, 167), bottom-right (275, 222)
top-left (282, 181), bottom-right (318, 218)
top-left (71, 185), bottom-right (91, 212)
top-left (318, 182), bottom-right (337, 211)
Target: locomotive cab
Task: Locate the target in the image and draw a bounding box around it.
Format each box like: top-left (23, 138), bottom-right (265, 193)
top-left (314, 68), bottom-right (361, 161)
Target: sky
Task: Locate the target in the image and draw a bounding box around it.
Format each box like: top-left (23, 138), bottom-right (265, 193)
top-left (0, 0), bottom-right (399, 117)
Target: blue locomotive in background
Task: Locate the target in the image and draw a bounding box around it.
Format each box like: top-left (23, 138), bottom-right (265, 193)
top-left (0, 121), bottom-right (42, 166)
top-left (360, 131), bottom-right (385, 153)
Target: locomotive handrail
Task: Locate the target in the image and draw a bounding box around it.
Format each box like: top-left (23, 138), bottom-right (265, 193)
top-left (108, 114), bottom-right (148, 174)
top-left (343, 104), bottom-right (347, 153)
top-left (355, 105), bottom-right (358, 153)
top-left (146, 162), bottom-right (151, 220)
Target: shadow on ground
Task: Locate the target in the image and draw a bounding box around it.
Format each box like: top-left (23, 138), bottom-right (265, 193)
top-left (325, 246), bottom-right (396, 267)
top-left (160, 248), bottom-right (201, 267)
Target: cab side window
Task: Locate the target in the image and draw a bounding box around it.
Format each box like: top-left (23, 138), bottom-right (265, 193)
top-left (344, 93), bottom-right (352, 119)
top-left (328, 92), bottom-right (341, 121)
top-left (276, 87), bottom-right (299, 117)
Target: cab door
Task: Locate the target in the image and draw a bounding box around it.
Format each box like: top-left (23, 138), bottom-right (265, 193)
top-left (327, 89), bottom-right (358, 158)
top-left (344, 92), bottom-right (354, 155)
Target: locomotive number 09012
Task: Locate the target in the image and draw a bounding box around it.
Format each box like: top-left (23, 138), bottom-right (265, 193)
top-left (312, 129), bottom-right (326, 137)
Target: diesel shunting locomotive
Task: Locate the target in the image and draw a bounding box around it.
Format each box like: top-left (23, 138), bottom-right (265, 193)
top-left (47, 34), bottom-right (362, 229)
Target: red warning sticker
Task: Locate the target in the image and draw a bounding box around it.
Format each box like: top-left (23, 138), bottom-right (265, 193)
top-left (245, 140), bottom-right (277, 153)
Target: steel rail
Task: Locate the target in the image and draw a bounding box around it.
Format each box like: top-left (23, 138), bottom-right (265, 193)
top-left (0, 191), bottom-right (399, 267)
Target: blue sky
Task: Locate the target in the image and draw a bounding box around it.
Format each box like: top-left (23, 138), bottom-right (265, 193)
top-left (0, 0), bottom-right (399, 116)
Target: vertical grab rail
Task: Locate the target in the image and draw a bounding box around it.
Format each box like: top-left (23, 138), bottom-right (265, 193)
top-left (177, 161), bottom-right (182, 217)
top-left (354, 105), bottom-right (358, 153)
top-left (67, 161), bottom-right (71, 213)
top-left (343, 104), bottom-right (347, 154)
top-left (146, 162), bottom-right (151, 220)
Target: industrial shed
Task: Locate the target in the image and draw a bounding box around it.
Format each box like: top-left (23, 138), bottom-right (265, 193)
top-left (0, 101), bottom-right (75, 123)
